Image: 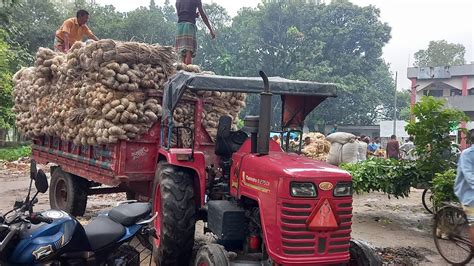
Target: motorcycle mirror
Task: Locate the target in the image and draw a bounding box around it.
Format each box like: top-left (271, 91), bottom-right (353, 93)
top-left (30, 159), bottom-right (37, 180)
top-left (35, 169), bottom-right (48, 193)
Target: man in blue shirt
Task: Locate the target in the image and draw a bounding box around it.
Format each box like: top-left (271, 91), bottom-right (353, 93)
top-left (454, 130), bottom-right (474, 244)
top-left (367, 137), bottom-right (380, 153)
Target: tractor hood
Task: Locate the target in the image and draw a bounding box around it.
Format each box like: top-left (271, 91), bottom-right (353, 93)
top-left (264, 152), bottom-right (349, 178)
top-left (236, 140), bottom-right (350, 181)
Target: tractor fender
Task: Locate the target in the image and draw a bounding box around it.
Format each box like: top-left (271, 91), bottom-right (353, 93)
top-left (158, 148), bottom-right (207, 207)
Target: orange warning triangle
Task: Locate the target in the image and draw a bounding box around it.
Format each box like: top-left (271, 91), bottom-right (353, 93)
top-left (307, 199), bottom-right (338, 230)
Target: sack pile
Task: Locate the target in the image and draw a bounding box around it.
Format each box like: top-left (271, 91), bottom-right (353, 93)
top-left (13, 40), bottom-right (246, 146)
top-left (302, 132), bottom-right (331, 161)
top-left (326, 132), bottom-right (358, 165)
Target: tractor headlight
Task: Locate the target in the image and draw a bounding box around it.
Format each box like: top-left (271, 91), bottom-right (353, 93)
top-left (333, 182), bottom-right (353, 197)
top-left (290, 182), bottom-right (317, 198)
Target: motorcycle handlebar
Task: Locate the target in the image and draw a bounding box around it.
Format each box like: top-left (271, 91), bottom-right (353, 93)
top-left (29, 213), bottom-right (53, 224)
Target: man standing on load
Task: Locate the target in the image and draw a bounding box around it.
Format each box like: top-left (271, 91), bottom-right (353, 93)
top-left (176, 0), bottom-right (215, 64)
top-left (54, 10), bottom-right (98, 53)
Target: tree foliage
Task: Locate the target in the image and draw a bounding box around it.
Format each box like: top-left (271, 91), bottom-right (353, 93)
top-left (1, 0), bottom-right (402, 132)
top-left (341, 158), bottom-right (420, 198)
top-left (0, 30), bottom-right (16, 128)
top-left (414, 40), bottom-right (466, 67)
top-left (193, 0), bottom-right (395, 127)
top-left (405, 96), bottom-right (469, 182)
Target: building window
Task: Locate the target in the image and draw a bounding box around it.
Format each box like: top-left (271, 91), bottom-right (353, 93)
top-left (469, 88), bottom-right (474, 96)
top-left (451, 89), bottom-right (462, 96)
top-left (423, 90), bottom-right (443, 97)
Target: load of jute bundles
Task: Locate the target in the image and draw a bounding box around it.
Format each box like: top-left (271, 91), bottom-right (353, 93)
top-left (13, 40), bottom-right (246, 146)
top-left (302, 132), bottom-right (331, 161)
top-left (326, 132), bottom-right (358, 166)
top-left (172, 64), bottom-right (246, 147)
top-left (13, 40), bottom-right (174, 145)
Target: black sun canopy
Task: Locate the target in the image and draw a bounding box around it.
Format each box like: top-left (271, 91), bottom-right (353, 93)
top-left (162, 71), bottom-right (338, 128)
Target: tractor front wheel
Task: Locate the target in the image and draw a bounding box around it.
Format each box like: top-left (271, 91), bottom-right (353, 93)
top-left (194, 244), bottom-right (229, 266)
top-left (152, 162), bottom-right (196, 265)
top-left (349, 239), bottom-right (381, 266)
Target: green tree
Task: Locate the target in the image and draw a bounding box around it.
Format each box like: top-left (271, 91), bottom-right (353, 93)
top-left (1, 0), bottom-right (65, 56)
top-left (383, 90), bottom-right (412, 122)
top-left (0, 30), bottom-right (16, 130)
top-left (414, 40), bottom-right (466, 67)
top-left (195, 3), bottom-right (232, 74)
top-left (216, 0), bottom-right (392, 128)
top-left (405, 96), bottom-right (469, 182)
top-left (0, 0), bottom-right (18, 22)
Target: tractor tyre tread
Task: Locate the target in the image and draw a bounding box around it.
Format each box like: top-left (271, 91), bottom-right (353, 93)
top-left (194, 244), bottom-right (229, 266)
top-left (349, 239), bottom-right (382, 266)
top-left (153, 162), bottom-right (195, 266)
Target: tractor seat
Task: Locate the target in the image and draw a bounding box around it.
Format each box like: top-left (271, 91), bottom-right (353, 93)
top-left (84, 216), bottom-right (125, 251)
top-left (108, 202), bottom-right (151, 226)
top-left (215, 116), bottom-right (248, 158)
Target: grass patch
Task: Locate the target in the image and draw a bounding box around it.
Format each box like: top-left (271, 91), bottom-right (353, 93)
top-left (0, 145), bottom-right (31, 161)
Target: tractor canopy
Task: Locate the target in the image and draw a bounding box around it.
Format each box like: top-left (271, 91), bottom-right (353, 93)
top-left (162, 71), bottom-right (338, 128)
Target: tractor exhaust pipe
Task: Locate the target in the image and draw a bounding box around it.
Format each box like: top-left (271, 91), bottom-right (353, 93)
top-left (257, 71), bottom-right (272, 155)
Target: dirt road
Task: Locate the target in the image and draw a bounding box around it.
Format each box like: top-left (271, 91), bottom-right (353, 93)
top-left (0, 161), bottom-right (456, 265)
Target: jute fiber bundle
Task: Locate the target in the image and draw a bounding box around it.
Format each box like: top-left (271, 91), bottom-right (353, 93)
top-left (13, 40), bottom-right (246, 146)
top-left (302, 132), bottom-right (331, 161)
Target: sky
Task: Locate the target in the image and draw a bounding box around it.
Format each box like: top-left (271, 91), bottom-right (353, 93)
top-left (96, 0), bottom-right (474, 89)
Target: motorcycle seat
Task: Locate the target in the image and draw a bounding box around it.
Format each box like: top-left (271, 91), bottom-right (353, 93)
top-left (108, 202), bottom-right (151, 226)
top-left (84, 216), bottom-right (125, 251)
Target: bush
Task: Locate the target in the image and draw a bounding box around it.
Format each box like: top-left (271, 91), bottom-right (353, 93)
top-left (0, 145), bottom-right (31, 161)
top-left (432, 169), bottom-right (458, 206)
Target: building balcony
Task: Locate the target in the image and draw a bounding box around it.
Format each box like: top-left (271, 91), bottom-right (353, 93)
top-left (444, 95), bottom-right (474, 112)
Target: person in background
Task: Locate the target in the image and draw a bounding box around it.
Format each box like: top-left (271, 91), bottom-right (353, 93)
top-left (454, 130), bottom-right (474, 246)
top-left (175, 0), bottom-right (215, 64)
top-left (357, 135), bottom-right (368, 161)
top-left (54, 10), bottom-right (98, 53)
top-left (272, 135), bottom-right (280, 145)
top-left (400, 136), bottom-right (415, 160)
top-left (367, 137), bottom-right (380, 155)
top-left (386, 135), bottom-right (400, 159)
top-left (330, 124), bottom-right (338, 134)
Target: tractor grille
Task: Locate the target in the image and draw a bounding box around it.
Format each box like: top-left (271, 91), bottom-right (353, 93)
top-left (280, 200), bottom-right (352, 256)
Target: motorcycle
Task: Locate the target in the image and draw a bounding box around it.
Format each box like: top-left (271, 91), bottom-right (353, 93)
top-left (0, 160), bottom-right (157, 265)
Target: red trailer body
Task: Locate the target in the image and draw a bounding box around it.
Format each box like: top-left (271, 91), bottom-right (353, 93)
top-left (32, 96), bottom-right (216, 206)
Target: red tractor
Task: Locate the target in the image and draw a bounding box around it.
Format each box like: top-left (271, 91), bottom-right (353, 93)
top-left (32, 71), bottom-right (379, 265)
top-left (157, 71), bottom-right (379, 265)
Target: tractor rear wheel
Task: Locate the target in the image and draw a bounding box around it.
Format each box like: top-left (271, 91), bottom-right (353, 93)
top-left (349, 239), bottom-right (381, 266)
top-left (152, 162), bottom-right (195, 265)
top-left (49, 167), bottom-right (88, 216)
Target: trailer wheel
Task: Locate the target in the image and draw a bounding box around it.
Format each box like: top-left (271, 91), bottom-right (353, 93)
top-left (194, 244), bottom-right (229, 266)
top-left (152, 162), bottom-right (195, 265)
top-left (49, 168), bottom-right (88, 216)
top-left (349, 239), bottom-right (381, 266)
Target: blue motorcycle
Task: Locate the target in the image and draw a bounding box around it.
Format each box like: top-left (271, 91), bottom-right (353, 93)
top-left (0, 160), bottom-right (157, 265)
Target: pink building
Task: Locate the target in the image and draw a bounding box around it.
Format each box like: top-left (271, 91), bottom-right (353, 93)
top-left (407, 64), bottom-right (474, 149)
